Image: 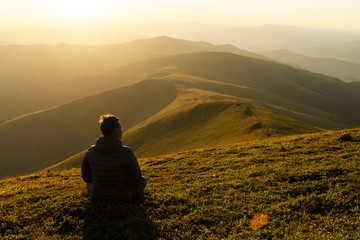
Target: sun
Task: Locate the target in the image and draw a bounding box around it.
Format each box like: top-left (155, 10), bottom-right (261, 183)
top-left (52, 0), bottom-right (107, 22)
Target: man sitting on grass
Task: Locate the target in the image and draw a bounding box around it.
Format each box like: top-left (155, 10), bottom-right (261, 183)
top-left (81, 114), bottom-right (147, 204)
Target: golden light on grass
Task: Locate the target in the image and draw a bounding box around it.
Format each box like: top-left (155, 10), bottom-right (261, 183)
top-left (250, 213), bottom-right (269, 230)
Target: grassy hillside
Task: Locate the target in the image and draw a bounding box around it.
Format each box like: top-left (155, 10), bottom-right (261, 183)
top-left (49, 98), bottom-right (320, 170)
top-left (1, 128), bottom-right (359, 239)
top-left (124, 100), bottom-right (320, 157)
top-left (167, 74), bottom-right (350, 129)
top-left (260, 49), bottom-right (360, 82)
top-left (0, 37), bottom-right (264, 119)
top-left (0, 80), bottom-right (177, 178)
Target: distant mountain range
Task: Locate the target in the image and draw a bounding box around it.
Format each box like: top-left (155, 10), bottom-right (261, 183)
top-left (299, 40), bottom-right (360, 63)
top-left (1, 49), bottom-right (360, 178)
top-left (1, 36), bottom-right (360, 178)
top-left (0, 37), bottom-right (264, 119)
top-left (183, 25), bottom-right (360, 51)
top-left (260, 49), bottom-right (360, 82)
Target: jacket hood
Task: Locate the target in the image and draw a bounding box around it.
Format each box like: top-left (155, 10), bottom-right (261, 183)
top-left (95, 136), bottom-right (122, 154)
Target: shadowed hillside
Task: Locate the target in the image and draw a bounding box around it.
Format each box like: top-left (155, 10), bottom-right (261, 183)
top-left (260, 49), bottom-right (360, 82)
top-left (348, 81), bottom-right (360, 92)
top-left (1, 128), bottom-right (359, 239)
top-left (0, 80), bottom-right (177, 178)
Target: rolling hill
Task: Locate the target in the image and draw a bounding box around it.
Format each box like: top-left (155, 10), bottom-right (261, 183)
top-left (260, 49), bottom-right (360, 82)
top-left (110, 52), bottom-right (360, 126)
top-left (1, 128), bottom-right (359, 239)
top-left (2, 51), bottom-right (360, 178)
top-left (0, 36), bottom-right (264, 119)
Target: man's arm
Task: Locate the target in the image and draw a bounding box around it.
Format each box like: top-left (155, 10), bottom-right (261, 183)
top-left (81, 157), bottom-right (92, 183)
top-left (128, 151), bottom-right (142, 189)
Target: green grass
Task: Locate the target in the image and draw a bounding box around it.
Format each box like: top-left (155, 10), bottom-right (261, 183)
top-left (124, 100), bottom-right (321, 157)
top-left (1, 128), bottom-right (359, 239)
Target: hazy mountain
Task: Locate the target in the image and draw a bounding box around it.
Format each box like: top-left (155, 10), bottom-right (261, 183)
top-left (0, 37), bottom-right (265, 119)
top-left (299, 40), bottom-right (360, 63)
top-left (1, 36), bottom-right (259, 94)
top-left (183, 25), bottom-right (360, 51)
top-left (3, 50), bottom-right (358, 126)
top-left (260, 49), bottom-right (360, 82)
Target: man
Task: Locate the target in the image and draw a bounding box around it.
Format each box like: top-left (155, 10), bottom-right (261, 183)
top-left (82, 114), bottom-right (147, 203)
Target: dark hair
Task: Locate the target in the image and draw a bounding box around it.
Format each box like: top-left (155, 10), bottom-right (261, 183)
top-left (99, 114), bottom-right (121, 136)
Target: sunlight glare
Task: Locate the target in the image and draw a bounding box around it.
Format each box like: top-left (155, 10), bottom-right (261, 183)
top-left (52, 0), bottom-right (108, 22)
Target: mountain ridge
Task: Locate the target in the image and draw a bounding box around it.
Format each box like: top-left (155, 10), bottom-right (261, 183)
top-left (260, 49), bottom-right (360, 82)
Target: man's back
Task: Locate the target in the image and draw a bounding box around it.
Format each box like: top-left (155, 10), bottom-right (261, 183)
top-left (82, 135), bottom-right (142, 202)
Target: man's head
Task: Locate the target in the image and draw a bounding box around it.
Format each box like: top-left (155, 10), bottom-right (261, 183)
top-left (99, 114), bottom-right (123, 138)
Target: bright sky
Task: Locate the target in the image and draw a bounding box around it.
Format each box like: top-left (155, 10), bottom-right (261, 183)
top-left (1, 0), bottom-right (360, 32)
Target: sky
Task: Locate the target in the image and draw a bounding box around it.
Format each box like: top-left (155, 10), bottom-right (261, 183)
top-left (0, 0), bottom-right (360, 32)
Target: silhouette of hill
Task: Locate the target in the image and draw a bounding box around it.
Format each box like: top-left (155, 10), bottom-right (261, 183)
top-left (0, 37), bottom-right (264, 119)
top-left (1, 128), bottom-right (359, 238)
top-left (260, 49), bottom-right (360, 82)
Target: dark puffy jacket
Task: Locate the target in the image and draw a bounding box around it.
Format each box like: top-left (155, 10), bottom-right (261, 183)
top-left (81, 136), bottom-right (142, 202)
